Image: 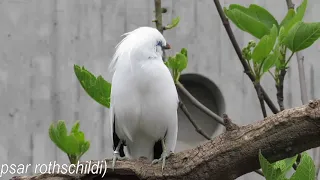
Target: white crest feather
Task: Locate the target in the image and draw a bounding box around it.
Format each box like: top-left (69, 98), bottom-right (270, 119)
top-left (108, 27), bottom-right (166, 72)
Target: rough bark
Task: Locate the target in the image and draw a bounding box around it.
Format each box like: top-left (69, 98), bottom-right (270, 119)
top-left (11, 100), bottom-right (320, 180)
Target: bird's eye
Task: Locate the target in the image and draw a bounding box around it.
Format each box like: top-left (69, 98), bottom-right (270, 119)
top-left (156, 41), bottom-right (162, 46)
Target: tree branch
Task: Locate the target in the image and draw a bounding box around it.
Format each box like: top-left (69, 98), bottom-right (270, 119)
top-left (179, 86), bottom-right (264, 176)
top-left (178, 99), bottom-right (212, 140)
top-left (212, 0), bottom-right (279, 114)
top-left (12, 100), bottom-right (320, 180)
top-left (176, 82), bottom-right (225, 126)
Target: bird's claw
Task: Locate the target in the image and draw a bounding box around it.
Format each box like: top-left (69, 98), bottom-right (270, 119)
top-left (112, 151), bottom-right (127, 170)
top-left (152, 151), bottom-right (174, 172)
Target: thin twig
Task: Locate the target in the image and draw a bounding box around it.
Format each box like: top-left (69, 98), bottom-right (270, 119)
top-left (254, 82), bottom-right (267, 118)
top-left (212, 0), bottom-right (279, 114)
top-left (154, 0), bottom-right (163, 33)
top-left (178, 99), bottom-right (212, 140)
top-left (286, 0), bottom-right (295, 9)
top-left (154, 0), bottom-right (167, 60)
top-left (222, 114), bottom-right (239, 131)
top-left (276, 69), bottom-right (286, 111)
top-left (276, 50), bottom-right (294, 111)
top-left (261, 88), bottom-right (279, 113)
top-left (177, 82), bottom-right (225, 126)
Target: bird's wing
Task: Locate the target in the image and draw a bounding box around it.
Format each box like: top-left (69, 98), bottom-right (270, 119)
top-left (164, 109), bottom-right (178, 153)
top-left (110, 65), bottom-right (139, 144)
top-left (110, 105), bottom-right (125, 157)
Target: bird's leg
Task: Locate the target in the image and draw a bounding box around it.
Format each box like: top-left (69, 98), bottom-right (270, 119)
top-left (112, 140), bottom-right (127, 170)
top-left (151, 139), bottom-right (168, 172)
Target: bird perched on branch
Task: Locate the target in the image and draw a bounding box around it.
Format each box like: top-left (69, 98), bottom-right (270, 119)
top-left (109, 27), bottom-right (179, 171)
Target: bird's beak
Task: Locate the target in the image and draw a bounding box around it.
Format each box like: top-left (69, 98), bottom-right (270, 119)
top-left (162, 43), bottom-right (171, 50)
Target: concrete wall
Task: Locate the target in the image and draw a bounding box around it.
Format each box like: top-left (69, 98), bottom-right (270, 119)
top-left (0, 0), bottom-right (319, 179)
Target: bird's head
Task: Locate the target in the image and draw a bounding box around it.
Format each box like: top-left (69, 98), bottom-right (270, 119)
top-left (127, 26), bottom-right (171, 54)
top-left (109, 27), bottom-right (171, 71)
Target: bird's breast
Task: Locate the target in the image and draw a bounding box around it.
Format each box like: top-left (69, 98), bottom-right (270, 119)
top-left (112, 59), bottom-right (178, 141)
top-left (133, 60), bottom-right (178, 138)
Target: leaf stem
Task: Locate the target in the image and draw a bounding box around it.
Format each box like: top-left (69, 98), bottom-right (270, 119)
top-left (285, 51), bottom-right (295, 67)
top-left (246, 59), bottom-right (255, 77)
top-left (257, 58), bottom-right (266, 80)
top-left (268, 70), bottom-right (276, 80)
top-left (68, 155), bottom-right (78, 165)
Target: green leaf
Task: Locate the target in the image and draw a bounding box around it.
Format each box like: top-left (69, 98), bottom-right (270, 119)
top-left (73, 131), bottom-right (85, 144)
top-left (165, 16), bottom-right (180, 30)
top-left (49, 123), bottom-right (67, 153)
top-left (234, 4), bottom-right (279, 29)
top-left (65, 133), bottom-right (79, 155)
top-left (56, 120), bottom-right (68, 139)
top-left (296, 0), bottom-right (308, 19)
top-left (49, 120), bottom-right (90, 162)
top-left (259, 150), bottom-right (283, 180)
top-left (55, 121), bottom-right (79, 155)
top-left (71, 120), bottom-right (80, 134)
top-left (290, 152), bottom-right (315, 180)
top-left (262, 45), bottom-right (281, 72)
top-left (80, 141), bottom-right (90, 156)
top-left (175, 53), bottom-right (188, 72)
top-left (165, 56), bottom-right (177, 69)
top-left (283, 0), bottom-right (308, 35)
top-left (74, 65), bottom-right (111, 108)
top-left (273, 160), bottom-right (287, 180)
top-left (273, 160), bottom-right (286, 172)
top-left (280, 9), bottom-right (295, 27)
top-left (49, 121), bottom-right (70, 154)
top-left (224, 4), bottom-right (278, 39)
top-left (278, 26), bottom-right (286, 45)
top-left (224, 8), bottom-right (269, 39)
top-left (180, 48), bottom-right (188, 58)
top-left (284, 21), bottom-right (320, 52)
top-left (252, 24), bottom-right (278, 63)
top-left (283, 155), bottom-right (298, 173)
top-left (165, 49), bottom-right (188, 73)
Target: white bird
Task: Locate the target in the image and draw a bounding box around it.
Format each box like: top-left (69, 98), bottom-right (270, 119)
top-left (109, 27), bottom-right (179, 171)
